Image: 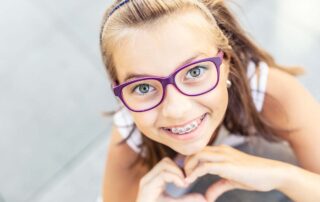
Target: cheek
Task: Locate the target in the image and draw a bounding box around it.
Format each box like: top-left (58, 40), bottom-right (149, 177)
top-left (199, 60), bottom-right (229, 109)
top-left (200, 84), bottom-right (229, 114)
top-left (131, 112), bottom-right (160, 140)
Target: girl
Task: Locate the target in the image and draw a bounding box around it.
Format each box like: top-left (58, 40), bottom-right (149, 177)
top-left (100, 0), bottom-right (320, 201)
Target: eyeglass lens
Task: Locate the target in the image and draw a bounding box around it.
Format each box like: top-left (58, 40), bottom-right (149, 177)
top-left (121, 60), bottom-right (218, 111)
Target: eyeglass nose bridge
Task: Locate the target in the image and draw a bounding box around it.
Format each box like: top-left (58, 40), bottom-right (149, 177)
top-left (160, 73), bottom-right (180, 94)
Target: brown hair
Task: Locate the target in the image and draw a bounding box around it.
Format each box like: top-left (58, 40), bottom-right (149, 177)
top-left (99, 0), bottom-right (304, 170)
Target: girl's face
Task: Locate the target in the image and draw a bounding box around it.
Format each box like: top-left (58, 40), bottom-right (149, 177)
top-left (113, 12), bottom-right (230, 155)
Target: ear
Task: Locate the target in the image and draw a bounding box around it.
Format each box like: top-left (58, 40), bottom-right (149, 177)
top-left (221, 62), bottom-right (230, 81)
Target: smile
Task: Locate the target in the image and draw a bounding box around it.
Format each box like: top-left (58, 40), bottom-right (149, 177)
top-left (163, 113), bottom-right (206, 135)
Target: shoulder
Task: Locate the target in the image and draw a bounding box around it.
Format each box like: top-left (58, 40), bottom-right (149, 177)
top-left (102, 125), bottom-right (148, 201)
top-left (261, 66), bottom-right (320, 172)
top-left (261, 66), bottom-right (320, 139)
top-left (263, 67), bottom-right (313, 108)
top-left (105, 124), bottom-right (142, 166)
top-left (113, 107), bottom-right (144, 153)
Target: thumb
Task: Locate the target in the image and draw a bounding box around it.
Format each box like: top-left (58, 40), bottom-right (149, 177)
top-left (205, 178), bottom-right (235, 202)
top-left (162, 193), bottom-right (207, 202)
top-left (178, 193), bottom-right (207, 202)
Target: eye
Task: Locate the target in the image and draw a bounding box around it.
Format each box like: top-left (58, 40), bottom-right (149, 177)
top-left (186, 66), bottom-right (207, 79)
top-left (132, 83), bottom-right (155, 95)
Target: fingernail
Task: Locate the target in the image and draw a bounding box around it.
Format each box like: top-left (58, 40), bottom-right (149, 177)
top-left (184, 178), bottom-right (189, 184)
top-left (185, 177), bottom-right (192, 183)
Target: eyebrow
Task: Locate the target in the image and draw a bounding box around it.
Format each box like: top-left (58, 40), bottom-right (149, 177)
top-left (123, 52), bottom-right (207, 82)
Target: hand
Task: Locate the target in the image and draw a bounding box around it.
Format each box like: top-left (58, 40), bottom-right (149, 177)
top-left (184, 145), bottom-right (290, 202)
top-left (136, 157), bottom-right (206, 202)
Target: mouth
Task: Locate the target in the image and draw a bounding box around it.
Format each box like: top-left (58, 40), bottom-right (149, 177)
top-left (160, 113), bottom-right (208, 141)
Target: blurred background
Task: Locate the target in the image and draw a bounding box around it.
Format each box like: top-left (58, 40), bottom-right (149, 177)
top-left (0, 0), bottom-right (319, 201)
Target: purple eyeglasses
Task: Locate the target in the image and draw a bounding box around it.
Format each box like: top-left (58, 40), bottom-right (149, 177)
top-left (113, 51), bottom-right (224, 112)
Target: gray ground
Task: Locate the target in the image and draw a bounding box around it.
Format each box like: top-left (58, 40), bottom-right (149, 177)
top-left (0, 0), bottom-right (319, 201)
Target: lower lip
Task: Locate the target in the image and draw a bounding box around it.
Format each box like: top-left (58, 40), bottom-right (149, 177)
top-left (161, 113), bottom-right (208, 141)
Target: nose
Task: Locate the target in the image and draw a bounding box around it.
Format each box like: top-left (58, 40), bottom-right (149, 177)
top-left (160, 85), bottom-right (193, 119)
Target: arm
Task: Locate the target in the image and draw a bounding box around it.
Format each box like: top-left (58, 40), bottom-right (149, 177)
top-left (183, 145), bottom-right (320, 202)
top-left (262, 67), bottom-right (320, 173)
top-left (262, 67), bottom-right (320, 201)
top-left (102, 125), bottom-right (149, 202)
top-left (278, 163), bottom-right (320, 202)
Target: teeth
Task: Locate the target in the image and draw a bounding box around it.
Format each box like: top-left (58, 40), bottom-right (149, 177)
top-left (168, 120), bottom-right (199, 135)
top-left (163, 114), bottom-right (206, 135)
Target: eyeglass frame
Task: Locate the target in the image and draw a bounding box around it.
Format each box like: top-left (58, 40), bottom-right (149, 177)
top-left (112, 50), bottom-right (224, 112)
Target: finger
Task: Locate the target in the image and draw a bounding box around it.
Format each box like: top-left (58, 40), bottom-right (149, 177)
top-left (178, 193), bottom-right (207, 202)
top-left (185, 162), bottom-right (228, 183)
top-left (205, 144), bottom-right (237, 155)
top-left (139, 163), bottom-right (188, 200)
top-left (141, 157), bottom-right (185, 186)
top-left (156, 157), bottom-right (185, 179)
top-left (149, 171), bottom-right (187, 188)
top-left (161, 193), bottom-right (207, 202)
top-left (205, 178), bottom-right (235, 202)
top-left (164, 157), bottom-right (187, 178)
top-left (184, 152), bottom-right (226, 176)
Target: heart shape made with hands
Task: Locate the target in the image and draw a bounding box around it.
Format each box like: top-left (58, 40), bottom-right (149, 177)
top-left (170, 147), bottom-right (256, 202)
top-left (164, 145), bottom-right (280, 202)
top-left (163, 168), bottom-right (235, 202)
top-left (164, 156), bottom-right (237, 202)
top-left (182, 167), bottom-right (237, 202)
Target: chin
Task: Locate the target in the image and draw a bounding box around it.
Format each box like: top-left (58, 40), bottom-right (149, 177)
top-left (174, 141), bottom-right (207, 156)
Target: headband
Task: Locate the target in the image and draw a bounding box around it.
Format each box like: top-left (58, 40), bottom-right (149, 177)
top-left (108, 0), bottom-right (130, 17)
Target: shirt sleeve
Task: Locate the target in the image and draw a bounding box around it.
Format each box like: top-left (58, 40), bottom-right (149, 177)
top-left (113, 107), bottom-right (143, 154)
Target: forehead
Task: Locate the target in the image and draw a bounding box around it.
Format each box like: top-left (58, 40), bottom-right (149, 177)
top-left (113, 10), bottom-right (217, 83)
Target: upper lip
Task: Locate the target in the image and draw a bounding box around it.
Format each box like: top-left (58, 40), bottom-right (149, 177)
top-left (161, 113), bottom-right (206, 129)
